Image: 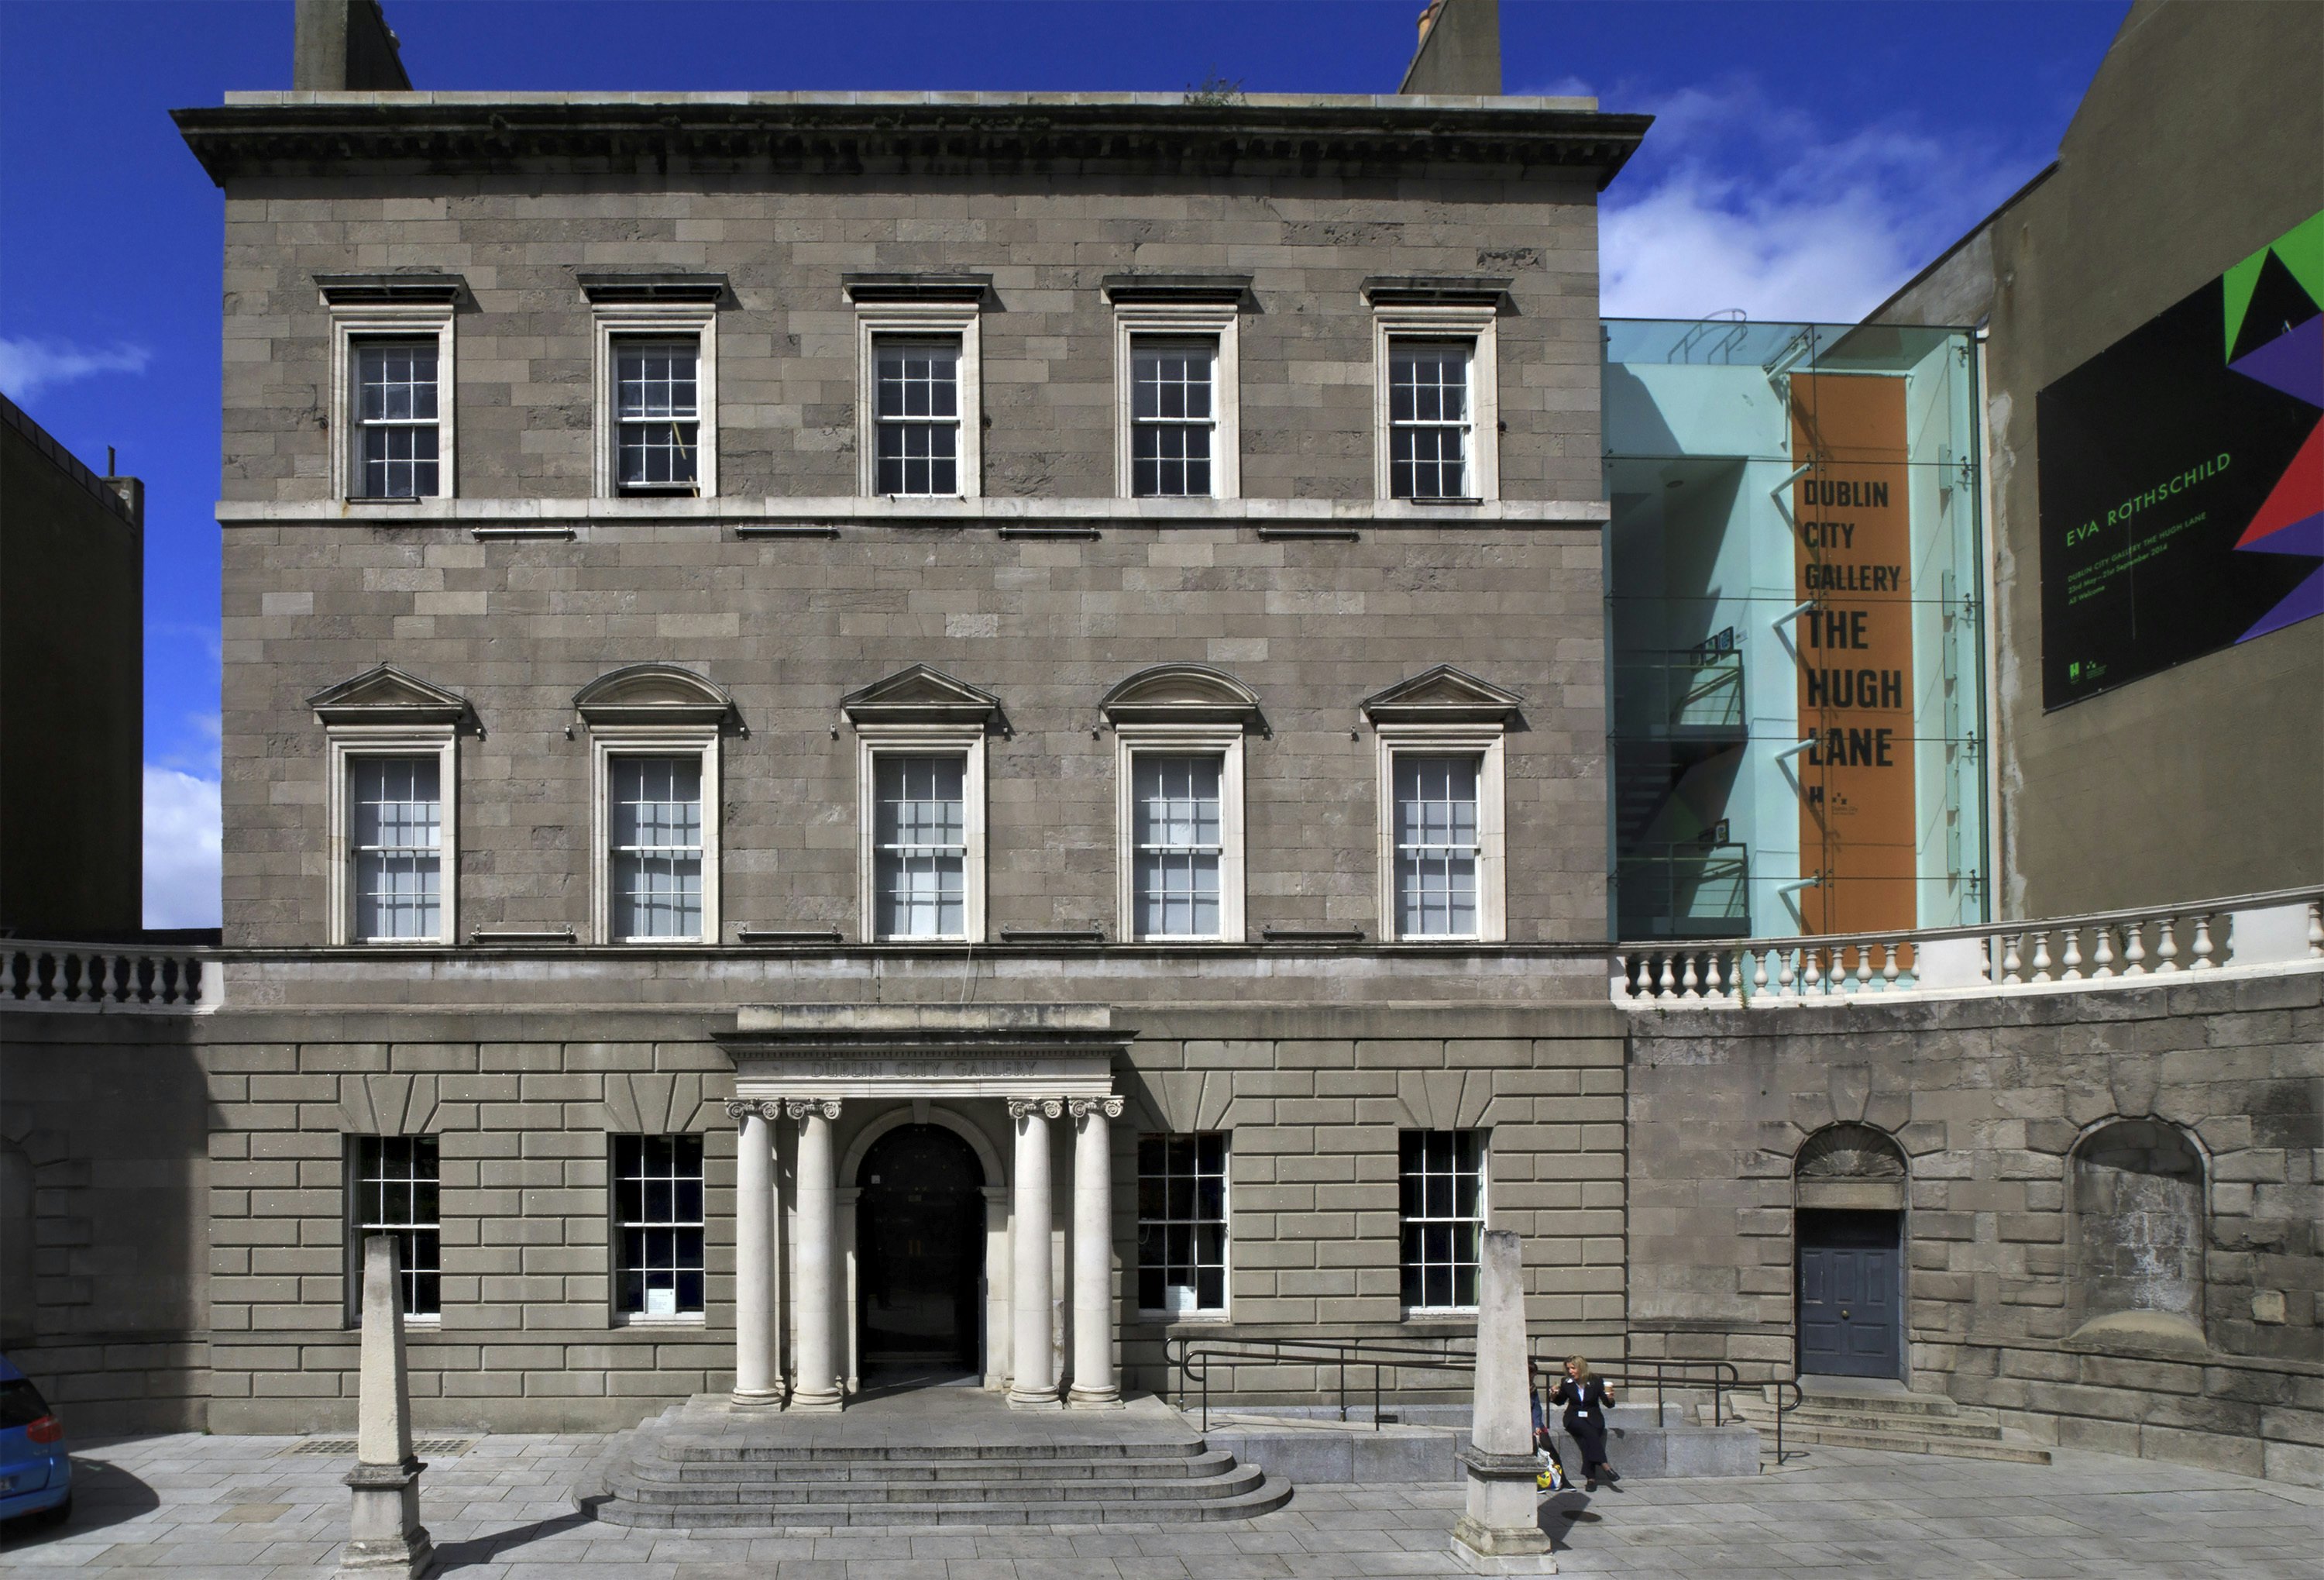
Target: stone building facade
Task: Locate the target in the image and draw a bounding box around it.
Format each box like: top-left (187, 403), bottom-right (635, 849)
top-left (125, 86), bottom-right (1651, 1432)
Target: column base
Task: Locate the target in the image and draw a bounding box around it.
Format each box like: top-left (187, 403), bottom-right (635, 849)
top-left (728, 1386), bottom-right (786, 1408)
top-left (1007, 1386), bottom-right (1065, 1410)
top-left (1449, 1524), bottom-right (1558, 1576)
top-left (1066, 1386), bottom-right (1124, 1410)
top-left (787, 1385), bottom-right (846, 1413)
top-left (341, 1461), bottom-right (435, 1578)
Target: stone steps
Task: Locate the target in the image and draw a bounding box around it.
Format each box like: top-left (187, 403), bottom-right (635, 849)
top-left (589, 1395), bottom-right (1291, 1530)
top-left (1715, 1392), bottom-right (2052, 1467)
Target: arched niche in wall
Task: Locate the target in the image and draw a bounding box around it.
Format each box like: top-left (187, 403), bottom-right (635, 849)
top-left (2068, 1119), bottom-right (2208, 1354)
top-left (1794, 1122), bottom-right (1908, 1211)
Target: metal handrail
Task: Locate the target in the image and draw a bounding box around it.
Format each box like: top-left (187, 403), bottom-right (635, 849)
top-left (1771, 1377), bottom-right (1805, 1466)
top-left (1165, 1334), bottom-right (1477, 1433)
top-left (1530, 1351), bottom-right (1741, 1434)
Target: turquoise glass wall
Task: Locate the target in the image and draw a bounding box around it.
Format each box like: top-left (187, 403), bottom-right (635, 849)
top-left (1602, 318), bottom-right (1987, 941)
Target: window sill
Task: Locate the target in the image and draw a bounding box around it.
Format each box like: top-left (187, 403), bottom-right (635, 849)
top-left (1140, 1310), bottom-right (1230, 1323)
top-left (614, 1312), bottom-right (707, 1328)
top-left (1394, 497), bottom-right (1484, 507)
top-left (1401, 1308), bottom-right (1480, 1320)
top-left (611, 935), bottom-right (715, 946)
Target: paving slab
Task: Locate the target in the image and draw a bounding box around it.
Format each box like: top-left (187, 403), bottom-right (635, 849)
top-left (4, 1427), bottom-right (2322, 1577)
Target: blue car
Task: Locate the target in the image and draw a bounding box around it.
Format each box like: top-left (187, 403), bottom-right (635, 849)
top-left (0, 1357), bottom-right (71, 1527)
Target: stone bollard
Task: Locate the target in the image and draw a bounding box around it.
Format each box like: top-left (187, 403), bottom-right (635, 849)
top-left (339, 1234), bottom-right (435, 1577)
top-left (1451, 1228), bottom-right (1556, 1575)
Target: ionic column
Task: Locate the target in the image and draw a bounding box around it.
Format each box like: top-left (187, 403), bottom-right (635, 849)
top-left (1067, 1096), bottom-right (1124, 1409)
top-left (1007, 1096), bottom-right (1064, 1409)
top-left (725, 1100), bottom-right (782, 1407)
top-left (787, 1097), bottom-right (844, 1410)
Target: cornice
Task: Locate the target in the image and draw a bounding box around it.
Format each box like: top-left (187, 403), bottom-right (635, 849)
top-left (172, 96), bottom-right (1650, 189)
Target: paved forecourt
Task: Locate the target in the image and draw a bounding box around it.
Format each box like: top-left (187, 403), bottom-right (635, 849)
top-left (5, 1429), bottom-right (2322, 1578)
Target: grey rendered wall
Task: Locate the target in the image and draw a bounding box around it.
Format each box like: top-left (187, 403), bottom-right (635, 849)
top-left (1626, 970), bottom-right (2324, 1485)
top-left (0, 1014), bottom-right (211, 1432)
top-left (1878, 0), bottom-right (2324, 916)
top-left (0, 404), bottom-right (144, 938)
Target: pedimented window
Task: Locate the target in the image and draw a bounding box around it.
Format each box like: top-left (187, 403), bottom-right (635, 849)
top-left (840, 665), bottom-right (1005, 730)
top-left (572, 664), bottom-right (737, 729)
top-left (1100, 665), bottom-right (1263, 729)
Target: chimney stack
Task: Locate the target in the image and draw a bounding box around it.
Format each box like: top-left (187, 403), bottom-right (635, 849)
top-left (1398, 0), bottom-right (1502, 97)
top-left (294, 0), bottom-right (412, 91)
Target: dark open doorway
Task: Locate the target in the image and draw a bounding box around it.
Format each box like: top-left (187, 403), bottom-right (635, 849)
top-left (1796, 1208), bottom-right (1903, 1379)
top-left (856, 1124), bottom-right (985, 1386)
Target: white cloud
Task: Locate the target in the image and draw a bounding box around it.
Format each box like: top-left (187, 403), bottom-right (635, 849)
top-left (1600, 81), bottom-right (2033, 324)
top-left (0, 336), bottom-right (151, 398)
top-left (144, 766), bottom-right (222, 930)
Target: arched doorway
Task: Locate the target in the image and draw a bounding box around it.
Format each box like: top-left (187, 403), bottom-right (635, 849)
top-left (1795, 1123), bottom-right (1908, 1379)
top-left (855, 1124), bottom-right (986, 1384)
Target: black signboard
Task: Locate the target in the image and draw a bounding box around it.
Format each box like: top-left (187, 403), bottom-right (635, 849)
top-left (2036, 218), bottom-right (2322, 708)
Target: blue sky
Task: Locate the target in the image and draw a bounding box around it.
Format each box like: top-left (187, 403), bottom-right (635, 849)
top-left (0, 0), bottom-right (2124, 928)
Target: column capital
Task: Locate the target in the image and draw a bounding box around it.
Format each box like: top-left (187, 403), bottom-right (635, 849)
top-left (1007, 1096), bottom-right (1064, 1121)
top-left (784, 1097), bottom-right (842, 1122)
top-left (724, 1099), bottom-right (779, 1124)
top-left (1067, 1096), bottom-right (1123, 1122)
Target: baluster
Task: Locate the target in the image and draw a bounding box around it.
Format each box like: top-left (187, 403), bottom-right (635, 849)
top-left (1881, 941), bottom-right (1900, 991)
top-left (1802, 948), bottom-right (1823, 995)
top-left (2091, 926), bottom-right (2116, 979)
top-left (2000, 932), bottom-right (2022, 985)
top-left (184, 957), bottom-right (206, 1007)
top-left (162, 957), bottom-right (186, 1005)
top-left (2029, 931), bottom-right (2054, 983)
top-left (2307, 899), bottom-right (2323, 958)
top-left (1776, 947), bottom-right (1796, 997)
top-left (61, 952), bottom-right (86, 1002)
top-left (1679, 952), bottom-right (1701, 1000)
top-left (2155, 915), bottom-right (2180, 973)
top-left (1656, 952), bottom-right (1677, 1002)
top-left (1613, 952), bottom-right (1632, 1000)
top-left (2190, 914), bottom-right (2216, 969)
top-left (1852, 943), bottom-right (1873, 993)
top-left (1752, 948), bottom-right (1771, 997)
top-left (1978, 935), bottom-right (1994, 985)
top-left (6, 949), bottom-right (26, 1000)
top-left (133, 955), bottom-right (156, 1003)
top-left (1703, 951), bottom-right (1725, 1001)
top-left (35, 952), bottom-right (58, 1001)
top-left (2123, 921), bottom-right (2147, 976)
top-left (2060, 926), bottom-right (2083, 982)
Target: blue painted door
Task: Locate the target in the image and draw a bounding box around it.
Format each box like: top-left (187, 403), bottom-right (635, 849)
top-left (1798, 1210), bottom-right (1901, 1378)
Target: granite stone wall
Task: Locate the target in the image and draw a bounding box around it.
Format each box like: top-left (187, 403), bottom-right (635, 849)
top-left (1626, 969), bottom-right (2324, 1484)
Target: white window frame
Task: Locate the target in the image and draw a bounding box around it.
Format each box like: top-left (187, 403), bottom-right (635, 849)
top-left (1373, 305), bottom-right (1499, 504)
top-left (346, 1132), bottom-right (442, 1326)
top-left (589, 725), bottom-right (721, 945)
top-left (1112, 302), bottom-right (1240, 500)
top-left (1398, 1127), bottom-right (1488, 1316)
top-left (325, 725), bottom-right (458, 947)
top-left (593, 301), bottom-right (719, 499)
top-left (1136, 1130), bottom-right (1232, 1320)
top-left (1115, 723), bottom-right (1246, 943)
top-left (857, 722), bottom-right (987, 943)
top-left (1375, 724), bottom-right (1506, 943)
top-left (610, 1131), bottom-right (708, 1327)
top-left (328, 302), bottom-right (456, 501)
top-left (856, 300), bottom-right (982, 499)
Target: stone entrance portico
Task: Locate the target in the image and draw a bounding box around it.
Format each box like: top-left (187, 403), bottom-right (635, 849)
top-left (717, 1005), bottom-right (1131, 1413)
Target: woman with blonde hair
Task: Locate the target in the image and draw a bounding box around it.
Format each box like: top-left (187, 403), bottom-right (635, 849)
top-left (1547, 1355), bottom-right (1618, 1489)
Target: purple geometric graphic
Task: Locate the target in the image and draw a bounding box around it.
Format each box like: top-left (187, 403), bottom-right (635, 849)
top-left (2229, 314), bottom-right (2323, 408)
top-left (2240, 563), bottom-right (2324, 641)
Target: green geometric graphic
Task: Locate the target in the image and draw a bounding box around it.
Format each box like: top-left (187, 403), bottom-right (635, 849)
top-left (2225, 209), bottom-right (2324, 359)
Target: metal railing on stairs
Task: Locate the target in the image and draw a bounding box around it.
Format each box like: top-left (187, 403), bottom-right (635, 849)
top-left (1166, 1334), bottom-right (1477, 1432)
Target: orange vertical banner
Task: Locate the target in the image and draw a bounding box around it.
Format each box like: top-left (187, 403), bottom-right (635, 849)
top-left (1791, 373), bottom-right (1915, 935)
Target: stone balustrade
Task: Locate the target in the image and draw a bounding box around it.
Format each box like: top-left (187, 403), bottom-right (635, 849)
top-left (1612, 888), bottom-right (2324, 1007)
top-left (2, 940), bottom-right (215, 1010)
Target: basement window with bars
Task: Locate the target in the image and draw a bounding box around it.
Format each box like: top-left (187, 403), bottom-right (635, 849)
top-left (613, 1134), bottom-right (705, 1319)
top-left (349, 1135), bottom-right (440, 1320)
top-left (1138, 1132), bottom-right (1228, 1317)
top-left (1399, 1129), bottom-right (1483, 1312)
